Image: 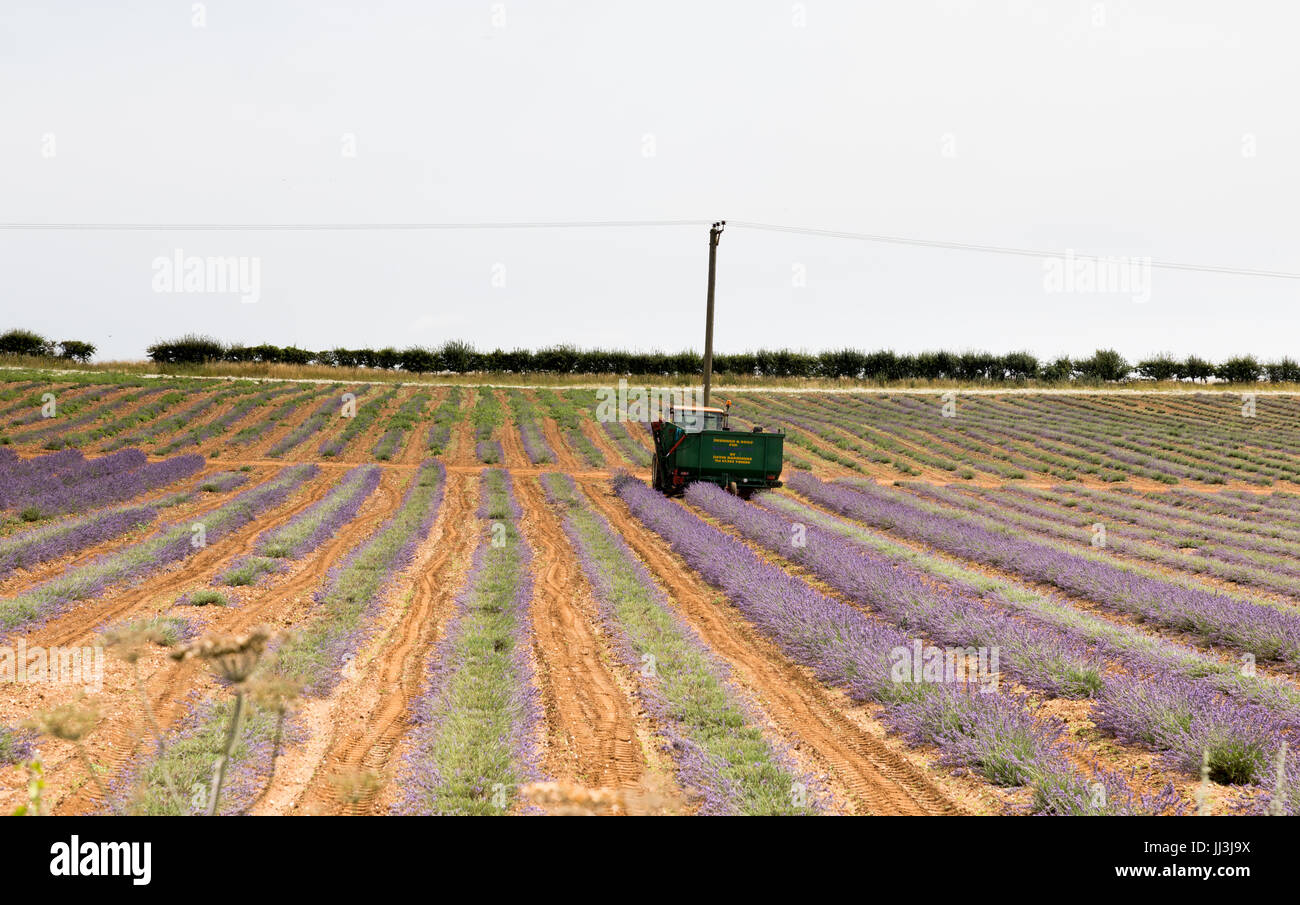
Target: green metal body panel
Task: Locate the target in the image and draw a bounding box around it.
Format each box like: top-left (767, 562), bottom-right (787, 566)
top-left (652, 422), bottom-right (784, 494)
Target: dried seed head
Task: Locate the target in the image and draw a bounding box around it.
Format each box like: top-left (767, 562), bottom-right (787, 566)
top-left (172, 627), bottom-right (273, 684)
top-left (25, 700), bottom-right (98, 743)
top-left (332, 768), bottom-right (380, 806)
top-left (102, 622), bottom-right (170, 664)
top-left (246, 672), bottom-right (302, 713)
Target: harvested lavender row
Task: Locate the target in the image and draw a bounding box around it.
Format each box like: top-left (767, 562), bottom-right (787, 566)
top-left (601, 420), bottom-right (651, 467)
top-left (944, 483), bottom-right (1300, 598)
top-left (373, 391), bottom-right (431, 460)
top-left (692, 483), bottom-right (1290, 791)
top-left (0, 464), bottom-right (318, 635)
top-left (4, 385), bottom-right (117, 428)
top-left (470, 389), bottom-right (504, 462)
top-left (59, 390), bottom-right (187, 449)
top-left (505, 390), bottom-right (554, 465)
top-left (425, 387), bottom-right (461, 454)
top-left (544, 474), bottom-right (815, 814)
top-left (228, 385), bottom-right (326, 447)
top-left (102, 387), bottom-right (233, 451)
top-left (319, 387), bottom-right (395, 457)
top-left (1004, 483), bottom-right (1300, 559)
top-left (8, 387), bottom-right (143, 444)
top-left (395, 468), bottom-right (541, 815)
top-left (790, 473), bottom-right (1300, 664)
top-left (1095, 485), bottom-right (1300, 546)
top-left (615, 474), bottom-right (1170, 814)
top-left (276, 461), bottom-right (445, 696)
top-left (268, 387), bottom-right (360, 458)
top-left (17, 452), bottom-right (204, 519)
top-left (0, 503), bottom-right (157, 578)
top-left (535, 389), bottom-right (604, 468)
top-left (154, 384), bottom-right (296, 454)
top-left (197, 470), bottom-right (251, 493)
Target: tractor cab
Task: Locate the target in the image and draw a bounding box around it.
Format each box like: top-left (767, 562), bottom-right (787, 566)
top-left (668, 403), bottom-right (729, 433)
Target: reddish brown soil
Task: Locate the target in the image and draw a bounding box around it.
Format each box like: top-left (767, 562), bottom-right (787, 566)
top-left (514, 475), bottom-right (647, 791)
top-left (575, 476), bottom-right (968, 816)
top-left (266, 468), bottom-right (480, 815)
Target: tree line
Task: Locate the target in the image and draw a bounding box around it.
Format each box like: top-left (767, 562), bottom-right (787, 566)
top-left (136, 335), bottom-right (1299, 383)
top-left (0, 329), bottom-right (97, 363)
top-left (4, 329), bottom-right (1298, 383)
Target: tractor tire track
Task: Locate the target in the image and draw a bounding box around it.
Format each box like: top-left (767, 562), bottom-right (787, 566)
top-left (577, 476), bottom-right (967, 816)
top-left (267, 468), bottom-right (479, 815)
top-left (515, 475), bottom-right (647, 790)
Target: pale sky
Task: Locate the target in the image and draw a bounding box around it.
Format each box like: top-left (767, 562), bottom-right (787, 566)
top-left (2, 1), bottom-right (1296, 362)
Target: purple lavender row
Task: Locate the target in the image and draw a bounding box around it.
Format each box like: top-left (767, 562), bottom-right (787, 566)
top-left (690, 482), bottom-right (1288, 793)
top-left (0, 464), bottom-right (319, 637)
top-left (0, 449), bottom-right (147, 509)
top-left (15, 453), bottom-right (204, 519)
top-left (615, 474), bottom-right (1169, 813)
top-left (0, 447), bottom-right (86, 483)
top-left (791, 472), bottom-right (1300, 665)
top-left (256, 465), bottom-right (381, 558)
top-left (0, 503), bottom-right (157, 578)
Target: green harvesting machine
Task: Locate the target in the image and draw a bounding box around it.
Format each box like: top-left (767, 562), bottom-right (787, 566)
top-left (650, 402), bottom-right (785, 498)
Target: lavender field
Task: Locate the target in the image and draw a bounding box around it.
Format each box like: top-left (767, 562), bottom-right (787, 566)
top-left (2, 369), bottom-right (1299, 817)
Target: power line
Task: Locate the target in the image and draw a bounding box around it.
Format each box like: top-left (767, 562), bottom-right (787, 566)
top-left (0, 219), bottom-right (711, 231)
top-left (0, 217), bottom-right (1294, 279)
top-left (727, 221), bottom-right (1300, 280)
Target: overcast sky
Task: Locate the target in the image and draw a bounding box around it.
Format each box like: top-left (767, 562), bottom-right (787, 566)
top-left (2, 1), bottom-right (1296, 362)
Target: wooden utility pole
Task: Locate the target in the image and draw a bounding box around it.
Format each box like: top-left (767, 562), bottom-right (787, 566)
top-left (702, 220), bottom-right (724, 408)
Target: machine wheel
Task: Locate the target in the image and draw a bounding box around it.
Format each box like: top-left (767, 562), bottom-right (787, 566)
top-left (651, 453), bottom-right (662, 491)
top-left (737, 487), bottom-right (754, 500)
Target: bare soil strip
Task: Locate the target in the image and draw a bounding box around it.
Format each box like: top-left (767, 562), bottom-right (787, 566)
top-left (496, 389), bottom-right (531, 469)
top-left (448, 388), bottom-right (478, 466)
top-left (576, 476), bottom-right (969, 816)
top-left (580, 419), bottom-right (627, 469)
top-left (514, 475), bottom-right (648, 791)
